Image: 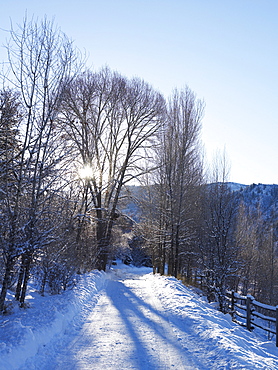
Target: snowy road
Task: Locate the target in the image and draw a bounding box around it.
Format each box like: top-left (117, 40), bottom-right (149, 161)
top-left (30, 268), bottom-right (196, 369)
top-left (13, 264), bottom-right (278, 369)
top-left (55, 270), bottom-right (192, 369)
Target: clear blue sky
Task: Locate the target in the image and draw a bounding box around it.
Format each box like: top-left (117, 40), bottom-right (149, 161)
top-left (1, 0), bottom-right (277, 185)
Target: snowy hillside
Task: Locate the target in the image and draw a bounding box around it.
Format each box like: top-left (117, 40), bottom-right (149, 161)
top-left (120, 183), bottom-right (278, 223)
top-left (226, 182), bottom-right (248, 192)
top-left (1, 263), bottom-right (278, 369)
top-left (237, 183), bottom-right (278, 215)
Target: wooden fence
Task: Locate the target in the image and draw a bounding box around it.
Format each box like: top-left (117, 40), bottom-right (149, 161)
top-left (225, 290), bottom-right (278, 346)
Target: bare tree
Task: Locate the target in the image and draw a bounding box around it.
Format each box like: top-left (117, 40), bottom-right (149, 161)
top-left (236, 203), bottom-right (278, 305)
top-left (147, 87), bottom-right (204, 278)
top-left (0, 89), bottom-right (22, 311)
top-left (0, 16), bottom-right (80, 310)
top-left (59, 67), bottom-right (165, 270)
top-left (199, 151), bottom-right (239, 311)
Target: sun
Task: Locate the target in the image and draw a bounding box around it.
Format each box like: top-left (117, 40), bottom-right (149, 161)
top-left (79, 165), bottom-right (94, 179)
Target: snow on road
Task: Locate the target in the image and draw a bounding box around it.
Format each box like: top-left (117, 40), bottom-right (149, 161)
top-left (43, 268), bottom-right (194, 369)
top-left (2, 263), bottom-right (278, 369)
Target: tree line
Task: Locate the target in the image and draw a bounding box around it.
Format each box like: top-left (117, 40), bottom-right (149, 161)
top-left (0, 17), bottom-right (277, 313)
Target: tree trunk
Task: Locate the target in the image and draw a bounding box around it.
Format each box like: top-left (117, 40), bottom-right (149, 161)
top-left (19, 254), bottom-right (32, 307)
top-left (0, 258), bottom-right (14, 312)
top-left (174, 224), bottom-right (180, 278)
top-left (15, 254), bottom-right (26, 300)
top-left (96, 212), bottom-right (108, 271)
top-left (162, 241), bottom-right (166, 275)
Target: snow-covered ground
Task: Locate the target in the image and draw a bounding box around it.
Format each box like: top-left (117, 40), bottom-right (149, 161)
top-left (1, 263), bottom-right (278, 369)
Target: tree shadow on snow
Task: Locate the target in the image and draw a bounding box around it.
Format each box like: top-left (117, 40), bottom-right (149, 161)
top-left (105, 278), bottom-right (200, 369)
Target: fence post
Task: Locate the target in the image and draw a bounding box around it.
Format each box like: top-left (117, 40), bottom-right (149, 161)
top-left (246, 295), bottom-right (253, 331)
top-left (231, 290), bottom-right (235, 320)
top-left (275, 306), bottom-right (278, 347)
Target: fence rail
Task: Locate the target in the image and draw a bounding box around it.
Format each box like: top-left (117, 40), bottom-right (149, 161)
top-left (225, 290), bottom-right (278, 346)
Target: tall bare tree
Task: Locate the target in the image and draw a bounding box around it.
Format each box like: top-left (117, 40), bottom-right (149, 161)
top-left (0, 89), bottom-right (22, 311)
top-left (165, 88), bottom-right (203, 278)
top-left (199, 151), bottom-right (239, 311)
top-left (0, 17), bottom-right (80, 310)
top-left (143, 87), bottom-right (204, 278)
top-left (59, 67), bottom-right (165, 270)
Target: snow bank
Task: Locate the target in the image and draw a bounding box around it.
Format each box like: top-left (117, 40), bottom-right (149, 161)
top-left (149, 273), bottom-right (278, 369)
top-left (0, 270), bottom-right (106, 370)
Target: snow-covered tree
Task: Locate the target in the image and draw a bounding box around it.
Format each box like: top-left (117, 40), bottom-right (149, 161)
top-left (0, 89), bottom-right (22, 311)
top-left (0, 16), bottom-right (80, 310)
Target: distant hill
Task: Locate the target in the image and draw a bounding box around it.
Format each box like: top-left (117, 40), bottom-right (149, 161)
top-left (234, 183), bottom-right (278, 221)
top-left (226, 182), bottom-right (248, 192)
top-left (119, 182), bottom-right (278, 225)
